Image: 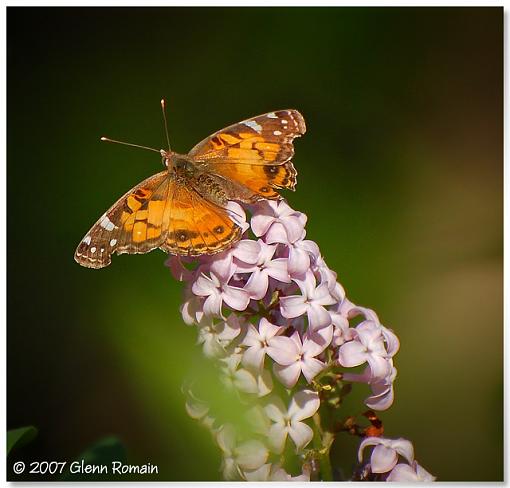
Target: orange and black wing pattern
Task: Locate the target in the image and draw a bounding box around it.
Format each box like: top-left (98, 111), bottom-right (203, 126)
top-left (160, 186), bottom-right (242, 256)
top-left (74, 171), bottom-right (171, 268)
top-left (189, 110), bottom-right (306, 201)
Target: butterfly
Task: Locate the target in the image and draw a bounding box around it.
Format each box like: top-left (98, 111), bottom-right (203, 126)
top-left (74, 102), bottom-right (306, 269)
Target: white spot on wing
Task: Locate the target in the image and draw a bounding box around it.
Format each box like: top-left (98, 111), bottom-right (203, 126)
top-left (273, 130), bottom-right (282, 136)
top-left (281, 119), bottom-right (288, 124)
top-left (244, 120), bottom-right (262, 133)
top-left (83, 236), bottom-right (91, 245)
top-left (110, 239), bottom-right (117, 246)
top-left (91, 247), bottom-right (97, 254)
top-left (267, 112), bottom-right (278, 119)
top-left (100, 216), bottom-right (116, 231)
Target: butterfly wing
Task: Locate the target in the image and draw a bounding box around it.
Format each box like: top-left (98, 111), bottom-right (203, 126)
top-left (75, 171), bottom-right (172, 268)
top-left (188, 110), bottom-right (306, 202)
top-left (75, 171), bottom-right (242, 268)
top-left (160, 185), bottom-right (242, 256)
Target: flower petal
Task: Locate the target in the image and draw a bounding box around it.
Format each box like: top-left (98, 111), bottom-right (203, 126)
top-left (258, 317), bottom-right (281, 341)
top-left (264, 222), bottom-right (291, 244)
top-left (273, 361), bottom-right (302, 388)
top-left (280, 295), bottom-right (308, 318)
top-left (243, 464), bottom-right (271, 481)
top-left (232, 239), bottom-right (261, 265)
top-left (244, 268), bottom-right (269, 300)
top-left (371, 444), bottom-right (398, 473)
top-left (235, 440), bottom-right (268, 470)
top-left (165, 256), bottom-right (193, 281)
top-left (288, 389), bottom-right (320, 421)
top-left (385, 463), bottom-right (418, 482)
top-left (266, 335), bottom-right (300, 365)
top-left (222, 286), bottom-right (250, 311)
top-left (267, 422), bottom-right (288, 454)
top-left (203, 293), bottom-right (222, 317)
top-left (216, 424), bottom-right (236, 455)
top-left (251, 211), bottom-right (275, 237)
top-left (390, 438), bottom-right (415, 464)
top-left (301, 357), bottom-right (325, 383)
top-left (265, 259), bottom-right (291, 283)
top-left (192, 273), bottom-right (216, 296)
top-left (256, 369), bottom-right (273, 397)
top-left (264, 396), bottom-right (286, 423)
top-left (281, 215), bottom-right (306, 243)
top-left (307, 304), bottom-right (333, 330)
top-left (233, 368), bottom-right (258, 394)
top-left (242, 344), bottom-right (265, 371)
top-left (288, 421), bottom-right (313, 450)
top-left (338, 341), bottom-right (367, 367)
top-left (287, 246), bottom-right (310, 276)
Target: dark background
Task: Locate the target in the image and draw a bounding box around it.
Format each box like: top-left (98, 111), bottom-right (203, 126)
top-left (7, 7), bottom-right (503, 481)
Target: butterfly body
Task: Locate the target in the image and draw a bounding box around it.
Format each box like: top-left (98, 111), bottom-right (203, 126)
top-left (75, 109), bottom-right (306, 269)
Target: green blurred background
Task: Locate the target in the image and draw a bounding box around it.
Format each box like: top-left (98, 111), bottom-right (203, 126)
top-left (7, 7), bottom-right (502, 481)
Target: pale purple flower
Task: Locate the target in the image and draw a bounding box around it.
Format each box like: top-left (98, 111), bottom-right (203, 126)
top-left (357, 436), bottom-right (434, 481)
top-left (165, 255), bottom-right (194, 282)
top-left (216, 424), bottom-right (269, 480)
top-left (197, 321), bottom-right (226, 358)
top-left (196, 315), bottom-right (243, 358)
top-left (220, 349), bottom-right (273, 397)
top-left (330, 309), bottom-right (354, 347)
top-left (238, 240), bottom-right (291, 300)
top-left (192, 265), bottom-right (250, 316)
top-left (241, 318), bottom-right (283, 371)
top-left (251, 200), bottom-right (307, 244)
top-left (264, 389), bottom-right (320, 453)
top-left (315, 256), bottom-right (345, 300)
top-left (184, 390), bottom-right (210, 421)
top-left (358, 437), bottom-right (414, 473)
top-left (343, 364), bottom-right (397, 411)
top-left (365, 366), bottom-right (397, 411)
top-left (215, 314), bottom-right (244, 342)
top-left (287, 239), bottom-right (320, 276)
top-left (338, 320), bottom-right (393, 380)
top-left (267, 327), bottom-right (332, 388)
top-left (180, 293), bottom-right (205, 325)
top-left (183, 387), bottom-right (217, 431)
top-left (280, 270), bottom-right (336, 330)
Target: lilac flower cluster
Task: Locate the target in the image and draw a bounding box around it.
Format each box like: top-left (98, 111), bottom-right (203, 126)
top-left (167, 199), bottom-right (433, 481)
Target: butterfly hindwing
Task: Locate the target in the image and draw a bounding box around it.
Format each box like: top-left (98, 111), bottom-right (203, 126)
top-left (160, 186), bottom-right (242, 256)
top-left (189, 110), bottom-right (306, 202)
top-left (74, 171), bottom-right (171, 268)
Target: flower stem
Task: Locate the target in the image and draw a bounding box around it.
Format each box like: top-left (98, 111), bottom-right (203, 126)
top-left (312, 412), bottom-right (334, 481)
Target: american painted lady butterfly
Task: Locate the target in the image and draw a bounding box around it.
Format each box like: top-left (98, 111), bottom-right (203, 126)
top-left (75, 102), bottom-right (306, 268)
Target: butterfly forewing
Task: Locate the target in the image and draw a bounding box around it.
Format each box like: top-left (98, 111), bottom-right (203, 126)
top-left (189, 110), bottom-right (306, 201)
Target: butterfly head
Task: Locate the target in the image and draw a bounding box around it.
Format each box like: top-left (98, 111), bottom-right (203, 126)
top-left (165, 152), bottom-right (197, 180)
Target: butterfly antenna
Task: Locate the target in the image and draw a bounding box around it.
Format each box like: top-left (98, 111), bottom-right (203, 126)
top-left (161, 99), bottom-right (172, 152)
top-left (100, 137), bottom-right (161, 154)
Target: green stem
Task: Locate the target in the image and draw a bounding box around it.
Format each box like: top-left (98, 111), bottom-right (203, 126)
top-left (312, 413), bottom-right (334, 481)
